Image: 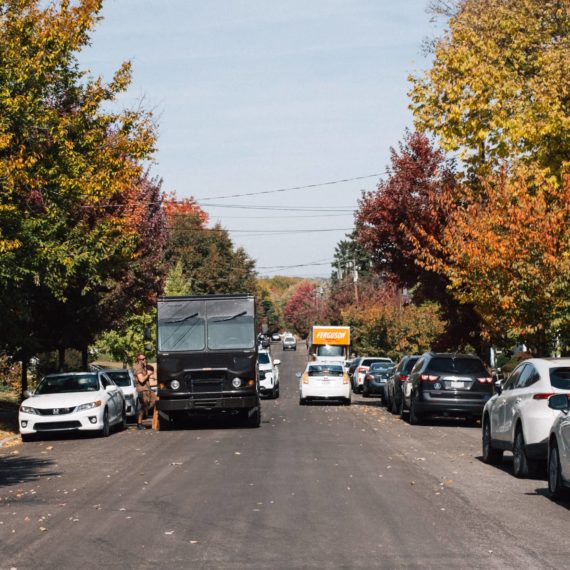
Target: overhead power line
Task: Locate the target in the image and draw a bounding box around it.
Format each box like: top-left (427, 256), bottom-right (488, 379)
top-left (195, 173), bottom-right (384, 201)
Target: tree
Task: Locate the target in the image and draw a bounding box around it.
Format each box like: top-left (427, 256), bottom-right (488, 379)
top-left (283, 281), bottom-right (319, 338)
top-left (413, 165), bottom-right (570, 355)
top-left (410, 0), bottom-right (570, 178)
top-left (165, 206), bottom-right (257, 296)
top-left (0, 1), bottom-right (165, 385)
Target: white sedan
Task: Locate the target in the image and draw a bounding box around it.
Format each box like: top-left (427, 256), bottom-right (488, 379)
top-left (298, 363), bottom-right (351, 406)
top-left (19, 371), bottom-right (126, 441)
top-left (482, 357), bottom-right (570, 477)
top-left (258, 350), bottom-right (280, 398)
top-left (104, 368), bottom-right (139, 419)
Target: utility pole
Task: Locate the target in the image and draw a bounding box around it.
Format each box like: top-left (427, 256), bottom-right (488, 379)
top-left (353, 261), bottom-right (359, 306)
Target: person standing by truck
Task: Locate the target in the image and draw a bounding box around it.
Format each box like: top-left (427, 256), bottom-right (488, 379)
top-left (134, 351), bottom-right (157, 430)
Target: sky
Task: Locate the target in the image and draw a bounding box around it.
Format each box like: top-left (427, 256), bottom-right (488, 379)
top-left (79, 0), bottom-right (441, 278)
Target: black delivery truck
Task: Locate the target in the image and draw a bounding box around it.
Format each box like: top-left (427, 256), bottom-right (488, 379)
top-left (155, 294), bottom-right (260, 428)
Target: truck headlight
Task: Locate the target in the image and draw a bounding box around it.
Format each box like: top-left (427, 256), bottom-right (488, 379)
top-left (232, 378), bottom-right (242, 388)
top-left (170, 380), bottom-right (180, 390)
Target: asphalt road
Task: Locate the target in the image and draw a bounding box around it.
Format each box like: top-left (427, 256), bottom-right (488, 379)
top-left (2, 345), bottom-right (570, 569)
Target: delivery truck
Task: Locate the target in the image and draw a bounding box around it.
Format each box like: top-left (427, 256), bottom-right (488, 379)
top-left (308, 325), bottom-right (351, 365)
top-left (155, 294), bottom-right (261, 429)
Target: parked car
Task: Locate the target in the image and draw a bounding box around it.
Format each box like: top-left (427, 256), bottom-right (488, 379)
top-left (258, 349), bottom-right (280, 398)
top-left (103, 368), bottom-right (139, 420)
top-left (482, 358), bottom-right (570, 478)
top-left (298, 362), bottom-right (351, 406)
top-left (282, 334), bottom-right (296, 351)
top-left (362, 362), bottom-right (395, 398)
top-left (19, 371), bottom-right (126, 441)
top-left (547, 392), bottom-right (570, 498)
top-left (350, 356), bottom-right (393, 393)
top-left (384, 355), bottom-right (421, 415)
top-left (405, 352), bottom-right (493, 425)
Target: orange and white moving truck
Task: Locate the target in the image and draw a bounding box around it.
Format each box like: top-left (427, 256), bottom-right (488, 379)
top-left (309, 325), bottom-right (351, 365)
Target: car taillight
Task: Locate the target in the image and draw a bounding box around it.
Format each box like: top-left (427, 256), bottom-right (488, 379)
top-left (533, 393), bottom-right (555, 400)
top-left (303, 373), bottom-right (309, 384)
top-left (365, 374), bottom-right (373, 381)
top-left (477, 377), bottom-right (493, 383)
top-left (358, 367), bottom-right (367, 374)
top-left (343, 373), bottom-right (349, 385)
top-left (420, 374), bottom-right (439, 382)
top-left (399, 374), bottom-right (408, 382)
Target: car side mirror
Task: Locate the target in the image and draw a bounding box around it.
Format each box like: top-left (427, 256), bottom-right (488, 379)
top-left (105, 384), bottom-right (116, 392)
top-left (548, 394), bottom-right (570, 413)
top-left (23, 390), bottom-right (33, 399)
top-left (494, 380), bottom-right (503, 395)
top-left (295, 372), bottom-right (302, 379)
top-left (273, 359), bottom-right (281, 366)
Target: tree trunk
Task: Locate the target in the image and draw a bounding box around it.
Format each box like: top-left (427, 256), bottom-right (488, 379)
top-left (58, 346), bottom-right (65, 371)
top-left (82, 347), bottom-right (88, 370)
top-left (20, 347), bottom-right (28, 398)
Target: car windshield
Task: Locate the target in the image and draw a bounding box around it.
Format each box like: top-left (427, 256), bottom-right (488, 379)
top-left (308, 365), bottom-right (344, 377)
top-left (316, 345), bottom-right (344, 357)
top-left (35, 374), bottom-right (100, 394)
top-left (258, 353), bottom-right (271, 365)
top-left (369, 362), bottom-right (392, 372)
top-left (104, 371), bottom-right (132, 387)
top-left (550, 367), bottom-right (570, 390)
top-left (428, 357), bottom-right (487, 375)
top-left (362, 358), bottom-right (390, 366)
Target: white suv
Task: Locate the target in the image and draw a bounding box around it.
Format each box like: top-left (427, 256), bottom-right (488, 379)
top-left (482, 358), bottom-right (570, 477)
top-left (258, 350), bottom-right (280, 399)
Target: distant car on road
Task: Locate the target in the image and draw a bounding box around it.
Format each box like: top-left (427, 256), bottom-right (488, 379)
top-left (298, 362), bottom-right (351, 406)
top-left (19, 371), bottom-right (126, 441)
top-left (362, 362), bottom-right (394, 398)
top-left (282, 335), bottom-right (297, 351)
top-left (258, 350), bottom-right (280, 399)
top-left (483, 358), bottom-right (570, 478)
top-left (350, 356), bottom-right (393, 393)
top-left (271, 332), bottom-right (281, 342)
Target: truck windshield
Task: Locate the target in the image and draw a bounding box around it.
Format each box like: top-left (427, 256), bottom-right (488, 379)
top-left (316, 345), bottom-right (344, 357)
top-left (207, 298), bottom-right (255, 350)
top-left (158, 300), bottom-right (206, 352)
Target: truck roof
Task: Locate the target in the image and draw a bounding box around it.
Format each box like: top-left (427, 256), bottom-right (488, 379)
top-left (158, 294), bottom-right (254, 302)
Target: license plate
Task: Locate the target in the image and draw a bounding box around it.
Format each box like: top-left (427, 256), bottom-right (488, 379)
top-left (450, 381), bottom-right (464, 389)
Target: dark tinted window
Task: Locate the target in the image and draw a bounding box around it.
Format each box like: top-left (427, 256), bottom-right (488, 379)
top-left (516, 364), bottom-right (539, 389)
top-left (403, 357), bottom-right (420, 374)
top-left (550, 367), bottom-right (570, 390)
top-left (503, 367), bottom-right (523, 391)
top-left (362, 358), bottom-right (390, 366)
top-left (427, 357), bottom-right (487, 375)
top-left (369, 362), bottom-right (392, 371)
top-left (258, 353), bottom-right (271, 365)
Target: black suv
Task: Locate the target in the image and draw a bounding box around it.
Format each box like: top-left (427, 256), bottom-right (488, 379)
top-left (405, 353), bottom-right (493, 425)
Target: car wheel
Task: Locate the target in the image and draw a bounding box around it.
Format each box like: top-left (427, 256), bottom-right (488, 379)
top-left (21, 434), bottom-right (35, 443)
top-left (383, 390), bottom-right (391, 409)
top-left (482, 418), bottom-right (503, 465)
top-left (119, 406), bottom-right (128, 431)
top-left (390, 395), bottom-right (399, 415)
top-left (362, 384), bottom-right (369, 398)
top-left (398, 395), bottom-right (406, 418)
top-left (344, 397), bottom-right (351, 406)
top-left (100, 408), bottom-right (110, 438)
top-left (299, 397), bottom-right (306, 406)
top-left (513, 427), bottom-right (537, 478)
top-left (409, 395), bottom-right (422, 426)
top-left (548, 440), bottom-right (566, 499)
top-left (272, 385), bottom-right (279, 399)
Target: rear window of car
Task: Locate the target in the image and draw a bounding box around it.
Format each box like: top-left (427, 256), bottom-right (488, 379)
top-left (369, 362), bottom-right (392, 371)
top-left (308, 365), bottom-right (344, 377)
top-left (362, 358), bottom-right (390, 366)
top-left (427, 357), bottom-right (487, 375)
top-left (550, 367), bottom-right (570, 390)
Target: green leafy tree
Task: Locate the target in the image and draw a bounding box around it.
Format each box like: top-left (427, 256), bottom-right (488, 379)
top-left (410, 0), bottom-right (570, 178)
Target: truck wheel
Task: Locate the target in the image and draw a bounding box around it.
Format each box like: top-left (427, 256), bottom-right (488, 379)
top-left (246, 407), bottom-right (261, 428)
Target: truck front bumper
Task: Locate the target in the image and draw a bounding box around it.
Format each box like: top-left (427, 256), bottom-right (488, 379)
top-left (158, 394), bottom-right (259, 414)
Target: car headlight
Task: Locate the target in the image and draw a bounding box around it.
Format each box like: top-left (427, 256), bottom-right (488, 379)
top-left (76, 400), bottom-right (102, 412)
top-left (20, 405), bottom-right (39, 415)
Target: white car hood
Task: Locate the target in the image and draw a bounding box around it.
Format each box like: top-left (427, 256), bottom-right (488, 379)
top-left (23, 392), bottom-right (105, 409)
